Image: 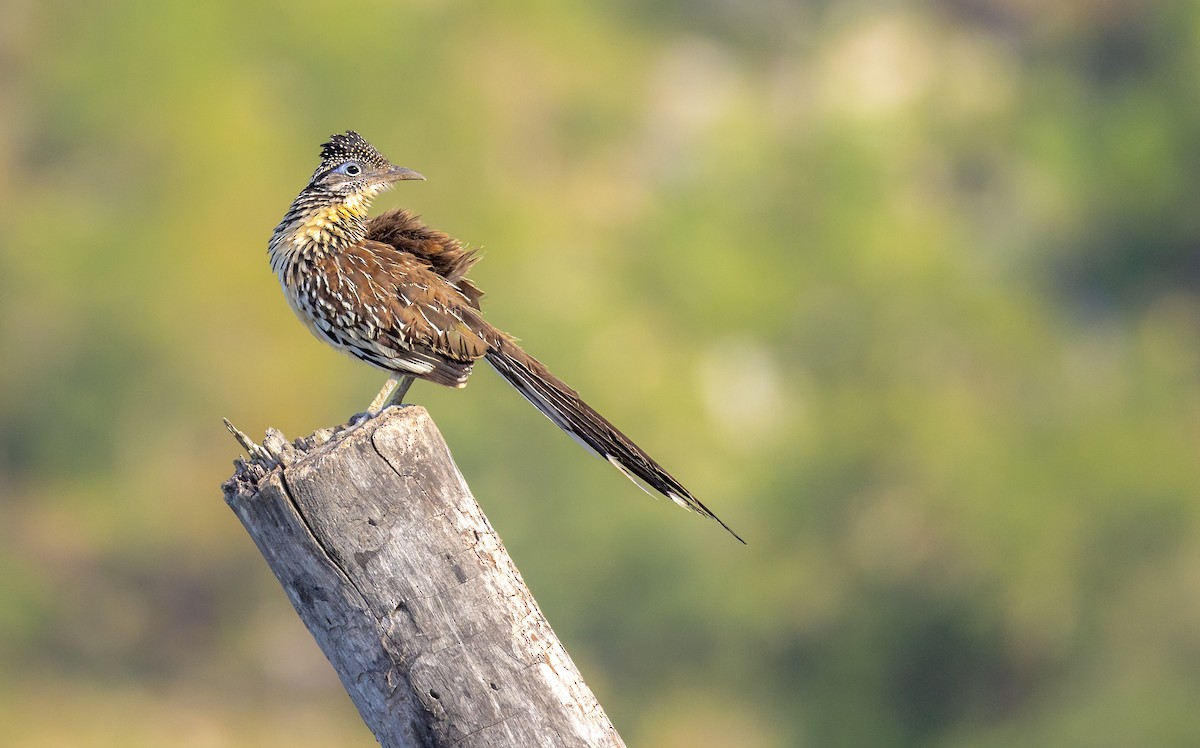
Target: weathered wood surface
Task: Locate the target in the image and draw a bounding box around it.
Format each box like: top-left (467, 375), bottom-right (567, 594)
top-left (221, 406), bottom-right (625, 748)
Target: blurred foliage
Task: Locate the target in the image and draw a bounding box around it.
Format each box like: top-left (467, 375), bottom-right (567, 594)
top-left (2, 0), bottom-right (1199, 745)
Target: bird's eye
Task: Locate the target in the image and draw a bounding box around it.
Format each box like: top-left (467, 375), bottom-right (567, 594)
top-left (341, 162), bottom-right (363, 177)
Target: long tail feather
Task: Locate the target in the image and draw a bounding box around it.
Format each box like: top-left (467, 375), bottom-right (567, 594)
top-left (485, 337), bottom-right (744, 543)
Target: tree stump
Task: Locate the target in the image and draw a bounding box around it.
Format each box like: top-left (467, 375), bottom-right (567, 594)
top-left (221, 406), bottom-right (625, 748)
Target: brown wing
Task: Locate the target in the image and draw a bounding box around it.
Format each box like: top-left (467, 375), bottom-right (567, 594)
top-left (309, 240), bottom-right (493, 387)
top-left (366, 208), bottom-right (485, 309)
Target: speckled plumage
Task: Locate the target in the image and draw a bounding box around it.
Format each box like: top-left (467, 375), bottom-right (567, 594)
top-left (269, 131), bottom-right (743, 543)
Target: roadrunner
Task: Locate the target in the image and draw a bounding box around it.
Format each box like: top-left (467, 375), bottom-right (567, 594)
top-left (269, 131), bottom-right (743, 543)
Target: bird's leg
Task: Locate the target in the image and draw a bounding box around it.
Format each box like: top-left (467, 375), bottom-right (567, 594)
top-left (383, 375), bottom-right (415, 409)
top-left (366, 373), bottom-right (415, 414)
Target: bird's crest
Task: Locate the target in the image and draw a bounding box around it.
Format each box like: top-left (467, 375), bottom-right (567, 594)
top-left (313, 131), bottom-right (391, 179)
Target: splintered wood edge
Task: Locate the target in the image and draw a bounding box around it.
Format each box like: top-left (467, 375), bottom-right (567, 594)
top-left (222, 411), bottom-right (393, 472)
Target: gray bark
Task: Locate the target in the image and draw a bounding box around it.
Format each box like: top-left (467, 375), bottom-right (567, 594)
top-left (221, 406), bottom-right (625, 748)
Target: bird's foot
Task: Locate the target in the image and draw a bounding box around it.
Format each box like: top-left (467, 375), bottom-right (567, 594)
top-left (352, 374), bottom-right (416, 428)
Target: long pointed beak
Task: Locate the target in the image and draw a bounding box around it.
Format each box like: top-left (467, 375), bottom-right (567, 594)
top-left (386, 165), bottom-right (425, 182)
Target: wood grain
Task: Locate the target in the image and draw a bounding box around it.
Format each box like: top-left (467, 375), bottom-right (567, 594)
top-left (222, 406), bottom-right (624, 748)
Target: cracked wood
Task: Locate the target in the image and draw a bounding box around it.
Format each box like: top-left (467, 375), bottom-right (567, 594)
top-left (221, 406), bottom-right (625, 748)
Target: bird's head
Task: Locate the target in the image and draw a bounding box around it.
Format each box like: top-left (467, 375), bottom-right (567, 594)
top-left (306, 130), bottom-right (425, 203)
top-left (271, 132), bottom-right (425, 258)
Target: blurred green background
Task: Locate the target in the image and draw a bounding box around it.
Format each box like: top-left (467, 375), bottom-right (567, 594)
top-left (2, 0), bottom-right (1199, 745)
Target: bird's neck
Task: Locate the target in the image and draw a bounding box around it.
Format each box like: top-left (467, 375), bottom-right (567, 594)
top-left (269, 191), bottom-right (374, 273)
